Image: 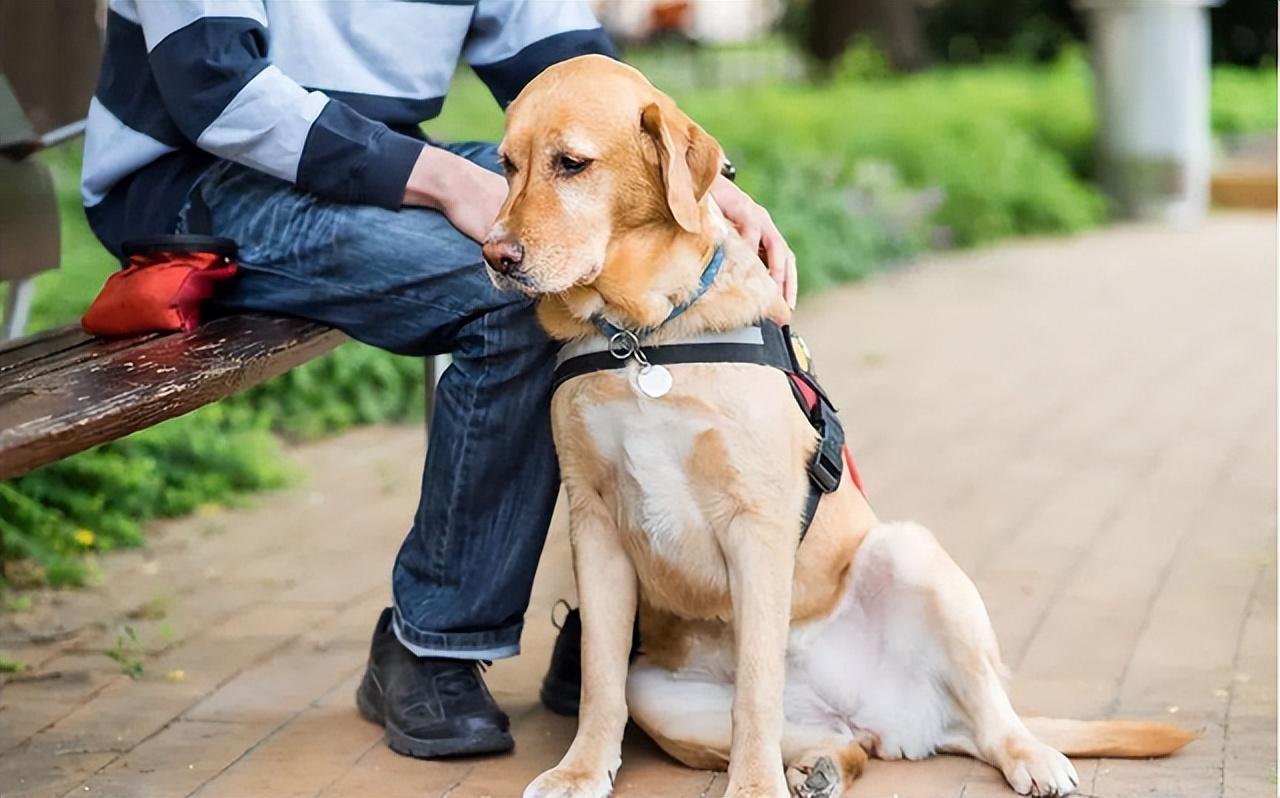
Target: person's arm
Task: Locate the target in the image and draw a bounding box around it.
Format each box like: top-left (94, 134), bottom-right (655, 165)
top-left (463, 0), bottom-right (616, 108)
top-left (134, 0), bottom-right (423, 210)
top-left (402, 146), bottom-right (508, 244)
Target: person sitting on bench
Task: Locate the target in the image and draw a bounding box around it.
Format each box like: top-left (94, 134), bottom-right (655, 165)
top-left (81, 0), bottom-right (796, 758)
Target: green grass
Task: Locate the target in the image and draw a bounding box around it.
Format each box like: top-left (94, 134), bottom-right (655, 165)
top-left (3, 594), bottom-right (32, 612)
top-left (105, 625), bottom-right (144, 679)
top-left (2, 48), bottom-right (1274, 592)
top-left (0, 656), bottom-right (24, 674)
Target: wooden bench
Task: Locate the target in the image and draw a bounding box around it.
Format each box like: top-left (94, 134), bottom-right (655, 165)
top-left (0, 316), bottom-right (346, 481)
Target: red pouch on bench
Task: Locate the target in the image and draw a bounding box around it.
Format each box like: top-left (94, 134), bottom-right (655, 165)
top-left (82, 236), bottom-right (239, 337)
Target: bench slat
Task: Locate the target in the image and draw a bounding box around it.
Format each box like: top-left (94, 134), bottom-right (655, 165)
top-left (0, 314), bottom-right (345, 481)
top-left (0, 327), bottom-right (164, 383)
top-left (0, 325), bottom-right (94, 373)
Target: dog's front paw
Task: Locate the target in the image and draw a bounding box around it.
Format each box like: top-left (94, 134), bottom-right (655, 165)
top-left (524, 766), bottom-right (615, 798)
top-left (999, 738), bottom-right (1079, 798)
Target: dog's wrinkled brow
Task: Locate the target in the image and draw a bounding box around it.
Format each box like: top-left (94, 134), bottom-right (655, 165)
top-left (555, 134), bottom-right (600, 160)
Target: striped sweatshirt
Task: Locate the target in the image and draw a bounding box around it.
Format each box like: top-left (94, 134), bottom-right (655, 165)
top-left (82, 0), bottom-right (614, 257)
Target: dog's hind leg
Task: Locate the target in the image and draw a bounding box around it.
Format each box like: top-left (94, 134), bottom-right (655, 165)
top-left (850, 522), bottom-right (1078, 797)
top-left (783, 740), bottom-right (868, 798)
top-left (627, 660), bottom-right (866, 798)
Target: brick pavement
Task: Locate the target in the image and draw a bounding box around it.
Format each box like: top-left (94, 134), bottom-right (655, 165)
top-left (0, 212), bottom-right (1273, 798)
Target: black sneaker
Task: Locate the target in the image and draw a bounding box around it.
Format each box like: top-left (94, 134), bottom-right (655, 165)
top-left (539, 603), bottom-right (583, 716)
top-left (357, 608), bottom-right (514, 758)
top-left (539, 603), bottom-right (642, 717)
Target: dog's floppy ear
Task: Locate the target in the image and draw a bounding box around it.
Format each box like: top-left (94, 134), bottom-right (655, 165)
top-left (640, 101), bottom-right (722, 233)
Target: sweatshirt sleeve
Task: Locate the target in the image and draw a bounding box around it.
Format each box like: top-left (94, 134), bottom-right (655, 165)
top-left (135, 0), bottom-right (423, 209)
top-left (464, 0), bottom-right (616, 108)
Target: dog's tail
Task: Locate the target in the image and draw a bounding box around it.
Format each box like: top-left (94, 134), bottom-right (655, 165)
top-left (1024, 717), bottom-right (1197, 758)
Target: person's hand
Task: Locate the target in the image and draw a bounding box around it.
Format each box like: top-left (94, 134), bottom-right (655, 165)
top-left (404, 145), bottom-right (507, 243)
top-left (709, 174), bottom-right (797, 307)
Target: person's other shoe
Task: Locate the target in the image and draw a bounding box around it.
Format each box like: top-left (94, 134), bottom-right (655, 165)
top-left (357, 607), bottom-right (513, 758)
top-left (539, 605), bottom-right (583, 716)
top-left (540, 605), bottom-right (642, 717)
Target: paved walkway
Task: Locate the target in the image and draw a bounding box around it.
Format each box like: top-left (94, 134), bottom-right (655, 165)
top-left (1, 212), bottom-right (1274, 798)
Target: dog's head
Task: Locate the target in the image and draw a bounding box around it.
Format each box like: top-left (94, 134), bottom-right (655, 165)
top-left (482, 55), bottom-right (722, 296)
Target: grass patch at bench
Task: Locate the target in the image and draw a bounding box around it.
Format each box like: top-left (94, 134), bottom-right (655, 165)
top-left (1, 405), bottom-right (290, 586)
top-left (2, 50), bottom-right (1275, 590)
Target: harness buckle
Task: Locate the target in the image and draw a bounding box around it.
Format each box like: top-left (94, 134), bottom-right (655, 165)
top-left (809, 448), bottom-right (842, 493)
top-left (808, 400), bottom-right (845, 494)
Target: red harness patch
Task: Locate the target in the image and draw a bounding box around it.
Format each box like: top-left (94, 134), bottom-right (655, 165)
top-left (787, 372), bottom-right (865, 495)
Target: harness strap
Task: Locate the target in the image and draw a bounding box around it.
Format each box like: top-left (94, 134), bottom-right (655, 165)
top-left (789, 372), bottom-right (850, 539)
top-left (553, 320), bottom-right (793, 391)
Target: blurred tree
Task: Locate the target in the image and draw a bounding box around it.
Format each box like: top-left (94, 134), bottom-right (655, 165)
top-left (1210, 0), bottom-right (1276, 67)
top-left (794, 0), bottom-right (931, 74)
top-left (787, 0), bottom-right (1273, 69)
top-left (922, 0), bottom-right (1081, 63)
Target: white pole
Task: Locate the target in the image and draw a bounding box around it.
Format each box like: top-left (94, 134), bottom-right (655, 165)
top-left (1076, 0), bottom-right (1220, 224)
top-left (2, 277), bottom-right (36, 340)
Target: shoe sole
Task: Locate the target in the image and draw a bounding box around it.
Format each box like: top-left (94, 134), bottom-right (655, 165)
top-left (357, 682), bottom-right (513, 759)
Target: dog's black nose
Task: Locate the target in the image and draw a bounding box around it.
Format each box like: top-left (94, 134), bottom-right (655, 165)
top-left (483, 236), bottom-right (524, 275)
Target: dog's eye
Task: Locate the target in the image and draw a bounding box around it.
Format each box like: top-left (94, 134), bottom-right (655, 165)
top-left (499, 155), bottom-right (517, 176)
top-left (556, 155), bottom-right (591, 176)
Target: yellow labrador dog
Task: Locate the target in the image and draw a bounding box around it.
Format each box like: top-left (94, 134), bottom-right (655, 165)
top-left (482, 55), bottom-right (1193, 798)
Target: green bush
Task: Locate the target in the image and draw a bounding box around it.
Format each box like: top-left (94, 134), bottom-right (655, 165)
top-left (3, 50), bottom-right (1275, 590)
top-left (229, 345), bottom-right (426, 439)
top-left (664, 50), bottom-right (1106, 248)
top-left (1212, 61), bottom-right (1279, 136)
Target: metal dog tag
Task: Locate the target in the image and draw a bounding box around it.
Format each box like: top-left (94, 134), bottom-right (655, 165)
top-left (634, 364), bottom-right (673, 398)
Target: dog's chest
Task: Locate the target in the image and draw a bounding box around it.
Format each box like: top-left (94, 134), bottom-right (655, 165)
top-left (582, 397), bottom-right (718, 558)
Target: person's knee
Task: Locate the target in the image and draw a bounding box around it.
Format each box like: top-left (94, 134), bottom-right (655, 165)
top-left (457, 295), bottom-right (557, 368)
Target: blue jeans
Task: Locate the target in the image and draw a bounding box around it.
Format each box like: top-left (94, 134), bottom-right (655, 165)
top-left (179, 142), bottom-right (557, 659)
